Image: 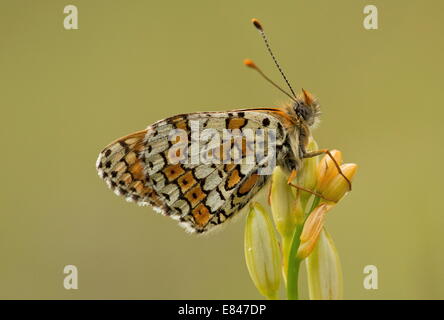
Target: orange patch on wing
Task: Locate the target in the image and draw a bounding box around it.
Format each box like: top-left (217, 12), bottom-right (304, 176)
top-left (228, 118), bottom-right (246, 130)
top-left (114, 162), bottom-right (126, 174)
top-left (238, 174), bottom-right (259, 195)
top-left (251, 108), bottom-right (296, 128)
top-left (129, 160), bottom-right (145, 180)
top-left (177, 171), bottom-right (197, 193)
top-left (241, 137), bottom-right (248, 156)
top-left (224, 164), bottom-right (236, 172)
top-left (185, 184), bottom-right (207, 208)
top-left (213, 142), bottom-right (231, 162)
top-left (227, 169), bottom-right (241, 189)
top-left (146, 187), bottom-right (167, 208)
top-left (192, 203), bottom-right (212, 227)
top-left (162, 164), bottom-right (185, 182)
top-left (174, 119), bottom-right (188, 131)
top-left (120, 173), bottom-right (132, 185)
top-left (142, 185), bottom-right (153, 194)
top-left (231, 137), bottom-right (249, 157)
top-left (133, 142), bottom-right (145, 153)
top-left (130, 181), bottom-right (144, 194)
top-left (172, 136), bottom-right (179, 144)
top-left (125, 152), bottom-right (137, 165)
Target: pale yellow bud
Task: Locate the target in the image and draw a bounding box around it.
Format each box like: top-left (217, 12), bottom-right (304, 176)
top-left (270, 167), bottom-right (302, 237)
top-left (297, 137), bottom-right (319, 192)
top-left (306, 228), bottom-right (343, 300)
top-left (244, 203), bottom-right (281, 299)
top-left (297, 203), bottom-right (334, 259)
top-left (322, 163), bottom-right (358, 202)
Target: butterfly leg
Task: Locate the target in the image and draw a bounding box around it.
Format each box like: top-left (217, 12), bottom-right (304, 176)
top-left (303, 149), bottom-right (352, 191)
top-left (267, 183), bottom-right (272, 205)
top-left (286, 169), bottom-right (334, 202)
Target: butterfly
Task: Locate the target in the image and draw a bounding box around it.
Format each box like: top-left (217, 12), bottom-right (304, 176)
top-left (96, 19), bottom-right (350, 234)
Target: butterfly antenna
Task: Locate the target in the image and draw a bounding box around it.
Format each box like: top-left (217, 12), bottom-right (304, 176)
top-left (251, 18), bottom-right (297, 98)
top-left (244, 59), bottom-right (297, 102)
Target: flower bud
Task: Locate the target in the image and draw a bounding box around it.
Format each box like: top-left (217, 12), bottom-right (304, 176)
top-left (321, 163), bottom-right (357, 202)
top-left (316, 150), bottom-right (343, 192)
top-left (297, 137), bottom-right (319, 192)
top-left (297, 203), bottom-right (334, 259)
top-left (244, 202), bottom-right (281, 299)
top-left (270, 166), bottom-right (302, 237)
top-left (306, 228), bottom-right (343, 300)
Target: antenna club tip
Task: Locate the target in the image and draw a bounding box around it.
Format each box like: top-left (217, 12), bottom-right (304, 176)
top-left (243, 59), bottom-right (257, 68)
top-left (251, 18), bottom-right (263, 31)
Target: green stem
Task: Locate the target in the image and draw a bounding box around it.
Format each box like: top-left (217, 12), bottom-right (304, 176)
top-left (281, 235), bottom-right (292, 283)
top-left (286, 224), bottom-right (303, 300)
top-left (309, 196), bottom-right (321, 215)
top-left (286, 196), bottom-right (322, 300)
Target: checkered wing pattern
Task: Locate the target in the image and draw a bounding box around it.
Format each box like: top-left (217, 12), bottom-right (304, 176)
top-left (96, 110), bottom-right (287, 233)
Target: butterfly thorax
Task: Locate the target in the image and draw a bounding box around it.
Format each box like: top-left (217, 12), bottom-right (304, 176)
top-left (277, 96), bottom-right (321, 174)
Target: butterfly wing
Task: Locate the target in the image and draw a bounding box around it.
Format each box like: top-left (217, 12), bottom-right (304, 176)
top-left (96, 110), bottom-right (288, 233)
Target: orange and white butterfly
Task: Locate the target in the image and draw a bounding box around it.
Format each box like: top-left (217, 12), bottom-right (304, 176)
top-left (96, 19), bottom-right (347, 234)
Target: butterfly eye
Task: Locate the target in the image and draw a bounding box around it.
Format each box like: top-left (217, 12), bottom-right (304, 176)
top-left (295, 104), bottom-right (312, 122)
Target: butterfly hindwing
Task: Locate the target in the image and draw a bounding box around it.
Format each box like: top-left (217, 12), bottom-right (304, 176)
top-left (97, 110), bottom-right (288, 233)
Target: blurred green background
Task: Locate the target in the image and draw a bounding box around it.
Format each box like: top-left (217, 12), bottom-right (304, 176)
top-left (0, 0), bottom-right (443, 299)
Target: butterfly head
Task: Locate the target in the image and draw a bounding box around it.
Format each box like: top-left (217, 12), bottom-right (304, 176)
top-left (294, 88), bottom-right (321, 128)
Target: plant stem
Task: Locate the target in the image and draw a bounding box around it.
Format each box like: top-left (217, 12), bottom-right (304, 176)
top-left (281, 235), bottom-right (292, 284)
top-left (286, 224), bottom-right (303, 300)
top-left (308, 196), bottom-right (321, 216)
top-left (286, 196), bottom-right (322, 300)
